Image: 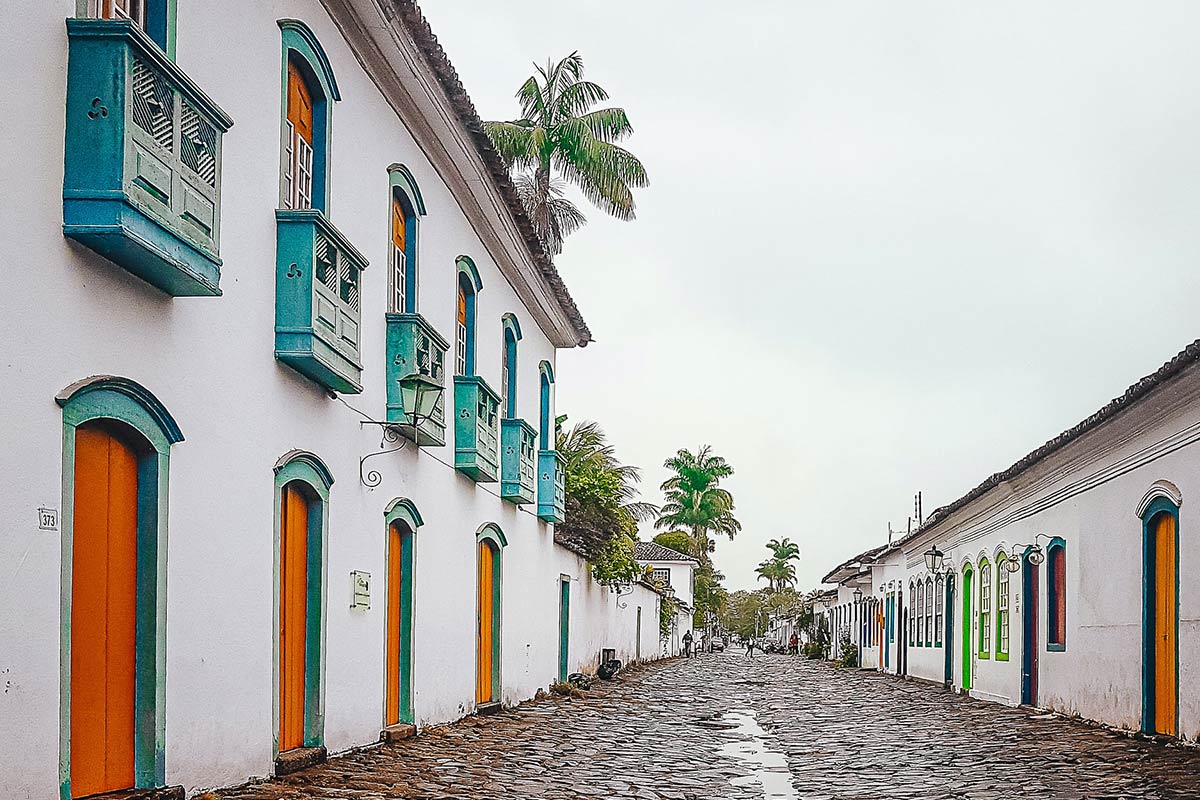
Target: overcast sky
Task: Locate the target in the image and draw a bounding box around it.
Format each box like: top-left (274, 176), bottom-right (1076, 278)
top-left (422, 2), bottom-right (1200, 592)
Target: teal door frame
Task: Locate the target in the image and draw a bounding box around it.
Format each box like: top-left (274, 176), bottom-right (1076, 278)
top-left (558, 577), bottom-right (570, 682)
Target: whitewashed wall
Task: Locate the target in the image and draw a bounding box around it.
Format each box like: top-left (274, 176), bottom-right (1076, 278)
top-left (0, 2), bottom-right (663, 798)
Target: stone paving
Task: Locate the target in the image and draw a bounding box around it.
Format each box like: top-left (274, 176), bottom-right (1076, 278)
top-left (212, 651), bottom-right (1200, 799)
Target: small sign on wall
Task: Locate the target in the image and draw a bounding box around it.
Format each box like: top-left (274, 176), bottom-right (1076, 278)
top-left (38, 507), bottom-right (59, 531)
top-left (351, 571), bottom-right (370, 610)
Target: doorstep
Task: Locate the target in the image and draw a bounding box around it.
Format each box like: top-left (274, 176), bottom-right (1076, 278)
top-left (78, 788), bottom-right (184, 800)
top-left (477, 701), bottom-right (503, 716)
top-left (275, 745), bottom-right (327, 776)
top-left (380, 723), bottom-right (417, 743)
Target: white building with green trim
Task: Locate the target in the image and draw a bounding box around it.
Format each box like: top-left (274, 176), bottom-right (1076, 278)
top-left (0, 2), bottom-right (666, 797)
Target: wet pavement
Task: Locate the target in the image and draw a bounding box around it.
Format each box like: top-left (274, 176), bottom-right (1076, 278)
top-left (211, 651), bottom-right (1200, 799)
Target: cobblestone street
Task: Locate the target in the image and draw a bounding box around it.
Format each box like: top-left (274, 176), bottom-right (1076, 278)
top-left (214, 652), bottom-right (1200, 799)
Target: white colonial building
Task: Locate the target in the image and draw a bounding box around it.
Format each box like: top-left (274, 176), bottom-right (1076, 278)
top-left (0, 2), bottom-right (666, 798)
top-left (822, 339), bottom-right (1200, 742)
top-left (633, 541), bottom-right (697, 656)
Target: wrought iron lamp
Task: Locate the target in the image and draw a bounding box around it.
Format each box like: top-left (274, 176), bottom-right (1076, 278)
top-left (923, 545), bottom-right (945, 574)
top-left (853, 587), bottom-right (864, 602)
top-left (358, 373), bottom-right (446, 486)
top-left (1005, 534), bottom-right (1050, 571)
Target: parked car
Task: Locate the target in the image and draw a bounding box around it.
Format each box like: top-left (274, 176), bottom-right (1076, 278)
top-left (710, 636), bottom-right (726, 652)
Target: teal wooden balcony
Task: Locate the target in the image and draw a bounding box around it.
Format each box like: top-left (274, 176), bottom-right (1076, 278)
top-left (537, 450), bottom-right (566, 523)
top-left (453, 376), bottom-right (500, 482)
top-left (385, 313), bottom-right (449, 446)
top-left (275, 210), bottom-right (368, 393)
top-left (500, 419), bottom-right (536, 504)
top-left (63, 18), bottom-right (233, 296)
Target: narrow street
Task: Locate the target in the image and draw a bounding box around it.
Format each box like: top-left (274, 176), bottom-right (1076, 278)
top-left (212, 651), bottom-right (1200, 800)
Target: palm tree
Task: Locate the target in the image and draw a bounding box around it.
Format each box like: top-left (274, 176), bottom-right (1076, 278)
top-left (655, 446), bottom-right (741, 560)
top-left (485, 52), bottom-right (648, 255)
top-left (767, 537), bottom-right (801, 565)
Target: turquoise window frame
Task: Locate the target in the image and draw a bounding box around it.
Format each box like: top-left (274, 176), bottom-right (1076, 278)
top-left (278, 19), bottom-right (340, 213)
top-left (456, 256), bottom-right (483, 376)
top-left (272, 450), bottom-right (333, 754)
top-left (501, 314), bottom-right (522, 418)
top-left (538, 361), bottom-right (554, 450)
top-left (75, 0), bottom-right (177, 58)
top-left (477, 524), bottom-right (506, 704)
top-left (388, 164), bottom-right (425, 313)
top-left (558, 576), bottom-right (571, 683)
top-left (1046, 538), bottom-right (1067, 652)
top-left (384, 498), bottom-right (423, 726)
top-left (56, 376), bottom-right (183, 800)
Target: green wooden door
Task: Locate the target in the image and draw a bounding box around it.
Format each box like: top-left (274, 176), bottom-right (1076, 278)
top-left (558, 579), bottom-right (570, 682)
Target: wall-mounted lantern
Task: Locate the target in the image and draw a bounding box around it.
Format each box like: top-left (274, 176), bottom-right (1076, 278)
top-left (924, 545), bottom-right (945, 574)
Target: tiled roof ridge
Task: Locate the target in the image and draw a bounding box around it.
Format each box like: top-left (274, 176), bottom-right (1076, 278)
top-left (633, 541), bottom-right (699, 563)
top-left (899, 336), bottom-right (1200, 548)
top-left (388, 1), bottom-right (592, 346)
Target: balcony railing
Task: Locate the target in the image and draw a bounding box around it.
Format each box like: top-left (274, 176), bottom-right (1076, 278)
top-left (500, 419), bottom-right (536, 504)
top-left (537, 450), bottom-right (566, 523)
top-left (386, 313), bottom-right (449, 446)
top-left (275, 210), bottom-right (368, 393)
top-left (454, 376), bottom-right (500, 482)
top-left (63, 18), bottom-right (232, 296)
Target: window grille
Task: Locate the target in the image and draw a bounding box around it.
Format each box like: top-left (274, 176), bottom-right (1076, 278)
top-left (915, 582), bottom-right (923, 646)
top-left (89, 0), bottom-right (145, 28)
top-left (339, 261), bottom-right (359, 311)
top-left (934, 577), bottom-right (944, 646)
top-left (181, 101), bottom-right (217, 187)
top-left (980, 562), bottom-right (992, 654)
top-left (391, 199), bottom-right (406, 313)
top-left (132, 56), bottom-right (173, 152)
top-left (314, 235), bottom-right (337, 292)
top-left (501, 349), bottom-right (510, 417)
top-left (925, 578), bottom-right (933, 646)
top-left (650, 568), bottom-right (670, 586)
top-left (285, 123), bottom-right (314, 210)
top-left (997, 560), bottom-right (1010, 655)
top-left (455, 285), bottom-right (468, 376)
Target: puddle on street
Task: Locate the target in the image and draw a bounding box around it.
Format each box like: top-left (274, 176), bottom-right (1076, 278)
top-left (717, 711), bottom-right (800, 799)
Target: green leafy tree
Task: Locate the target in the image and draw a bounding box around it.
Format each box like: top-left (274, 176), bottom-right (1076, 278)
top-left (555, 420), bottom-right (656, 585)
top-left (767, 537), bottom-right (801, 564)
top-left (484, 52), bottom-right (648, 255)
top-left (651, 530), bottom-right (695, 557)
top-left (654, 446), bottom-right (741, 561)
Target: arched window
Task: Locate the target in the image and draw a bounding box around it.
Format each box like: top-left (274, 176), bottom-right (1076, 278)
top-left (83, 0), bottom-right (174, 57)
top-left (455, 257), bottom-right (482, 376)
top-left (501, 315), bottom-right (522, 418)
top-left (996, 553), bottom-right (1010, 660)
top-left (924, 577), bottom-right (934, 647)
top-left (388, 165), bottom-right (425, 314)
top-left (915, 581), bottom-right (924, 646)
top-left (934, 575), bottom-right (944, 647)
top-left (908, 582), bottom-right (916, 647)
top-left (1047, 539), bottom-right (1067, 650)
top-left (979, 558), bottom-right (992, 658)
top-left (280, 21), bottom-right (338, 213)
top-left (58, 376), bottom-right (182, 797)
top-left (539, 362), bottom-right (554, 450)
top-left (476, 524), bottom-right (507, 706)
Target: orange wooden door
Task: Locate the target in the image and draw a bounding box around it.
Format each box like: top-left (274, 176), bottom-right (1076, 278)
top-left (476, 542), bottom-right (494, 704)
top-left (71, 425), bottom-right (138, 798)
top-left (385, 525), bottom-right (403, 726)
top-left (286, 62), bottom-right (314, 145)
top-left (1155, 513), bottom-right (1177, 735)
top-left (279, 484), bottom-right (309, 752)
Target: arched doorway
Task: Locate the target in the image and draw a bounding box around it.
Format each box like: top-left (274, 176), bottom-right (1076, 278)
top-left (1021, 551), bottom-right (1040, 706)
top-left (384, 499), bottom-right (422, 728)
top-left (273, 451), bottom-right (332, 763)
top-left (59, 376), bottom-right (182, 798)
top-left (476, 525), bottom-right (505, 707)
top-left (961, 564), bottom-right (974, 692)
top-left (71, 422), bottom-right (140, 797)
top-left (1143, 499), bottom-right (1179, 735)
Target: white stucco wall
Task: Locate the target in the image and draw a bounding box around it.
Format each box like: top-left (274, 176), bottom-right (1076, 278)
top-left (0, 3), bottom-right (664, 798)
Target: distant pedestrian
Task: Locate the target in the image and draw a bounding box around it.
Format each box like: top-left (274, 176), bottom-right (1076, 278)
top-left (700, 632), bottom-right (710, 654)
top-left (789, 632), bottom-right (799, 655)
top-left (682, 630), bottom-right (694, 658)
top-left (745, 638), bottom-right (756, 658)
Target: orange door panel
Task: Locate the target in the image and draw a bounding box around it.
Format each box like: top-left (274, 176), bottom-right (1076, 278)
top-left (280, 484), bottom-right (309, 752)
top-left (286, 62), bottom-right (314, 145)
top-left (385, 525), bottom-right (403, 726)
top-left (71, 425), bottom-right (138, 798)
top-left (476, 542), bottom-right (493, 704)
top-left (1155, 514), bottom-right (1177, 735)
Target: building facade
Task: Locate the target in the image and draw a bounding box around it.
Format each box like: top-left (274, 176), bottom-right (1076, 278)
top-left (633, 541), bottom-right (697, 656)
top-left (822, 339), bottom-right (1200, 742)
top-left (0, 2), bottom-right (664, 797)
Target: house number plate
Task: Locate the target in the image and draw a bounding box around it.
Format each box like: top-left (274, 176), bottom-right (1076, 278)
top-left (351, 570), bottom-right (370, 610)
top-left (38, 507), bottom-right (59, 531)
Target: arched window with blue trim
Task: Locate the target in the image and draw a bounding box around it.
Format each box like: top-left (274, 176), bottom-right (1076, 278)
top-left (388, 165), bottom-right (426, 314)
top-left (1047, 538), bottom-right (1067, 650)
top-left (501, 315), bottom-right (522, 418)
top-left (455, 257), bottom-right (482, 376)
top-left (539, 361), bottom-right (554, 450)
top-left (279, 20), bottom-right (339, 213)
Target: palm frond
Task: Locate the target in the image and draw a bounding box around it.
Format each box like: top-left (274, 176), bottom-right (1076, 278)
top-left (577, 107), bottom-right (633, 142)
top-left (483, 121), bottom-right (538, 171)
top-left (556, 81), bottom-right (611, 119)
